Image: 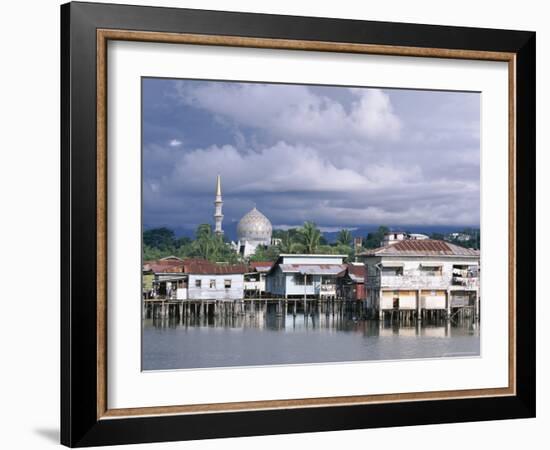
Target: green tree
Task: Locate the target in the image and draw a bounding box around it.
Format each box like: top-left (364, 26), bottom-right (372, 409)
top-left (249, 245), bottom-right (280, 262)
top-left (317, 244), bottom-right (335, 254)
top-left (143, 244), bottom-right (164, 261)
top-left (429, 232), bottom-right (445, 241)
top-left (364, 225), bottom-right (389, 248)
top-left (297, 221), bottom-right (322, 254)
top-left (143, 227), bottom-right (176, 250)
top-left (337, 229), bottom-right (352, 246)
top-left (276, 230), bottom-right (303, 254)
top-left (333, 243), bottom-right (354, 260)
top-left (190, 224), bottom-right (218, 261)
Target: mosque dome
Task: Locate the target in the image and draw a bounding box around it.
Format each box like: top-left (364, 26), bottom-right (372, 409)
top-left (237, 207), bottom-right (272, 243)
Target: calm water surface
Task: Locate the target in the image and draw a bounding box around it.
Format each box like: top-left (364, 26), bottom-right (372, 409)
top-left (142, 310), bottom-right (480, 370)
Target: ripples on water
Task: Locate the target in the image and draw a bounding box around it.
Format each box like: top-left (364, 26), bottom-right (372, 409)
top-left (142, 308), bottom-right (480, 370)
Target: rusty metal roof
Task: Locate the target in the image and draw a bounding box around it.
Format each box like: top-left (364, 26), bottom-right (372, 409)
top-left (249, 261), bottom-right (274, 272)
top-left (358, 240), bottom-right (479, 257)
top-left (144, 258), bottom-right (247, 275)
top-left (143, 260), bottom-right (185, 273)
top-left (337, 264), bottom-right (366, 282)
top-left (184, 262), bottom-right (248, 275)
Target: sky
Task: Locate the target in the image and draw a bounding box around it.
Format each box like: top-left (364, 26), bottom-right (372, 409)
top-left (142, 78), bottom-right (480, 237)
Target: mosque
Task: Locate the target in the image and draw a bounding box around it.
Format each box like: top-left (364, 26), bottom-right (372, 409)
top-left (213, 175), bottom-right (273, 258)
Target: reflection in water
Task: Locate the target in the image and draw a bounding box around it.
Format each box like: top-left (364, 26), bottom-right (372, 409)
top-left (142, 306), bottom-right (480, 370)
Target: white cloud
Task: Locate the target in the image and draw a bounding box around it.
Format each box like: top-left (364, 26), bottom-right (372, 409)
top-left (349, 89), bottom-right (401, 139)
top-left (144, 138), bottom-right (478, 227)
top-left (175, 82), bottom-right (401, 141)
top-left (143, 80), bottom-right (480, 229)
top-left (169, 139), bottom-right (182, 147)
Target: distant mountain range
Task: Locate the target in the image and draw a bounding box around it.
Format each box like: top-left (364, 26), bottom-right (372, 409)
top-left (144, 223), bottom-right (478, 243)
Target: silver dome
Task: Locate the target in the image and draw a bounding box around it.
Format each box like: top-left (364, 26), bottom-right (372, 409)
top-left (237, 207), bottom-right (272, 243)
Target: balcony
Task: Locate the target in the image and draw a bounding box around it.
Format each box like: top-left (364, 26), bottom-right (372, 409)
top-left (371, 274), bottom-right (449, 290)
top-left (451, 276), bottom-right (479, 289)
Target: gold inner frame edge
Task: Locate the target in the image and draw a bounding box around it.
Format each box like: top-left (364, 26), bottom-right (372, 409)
top-left (96, 29), bottom-right (517, 420)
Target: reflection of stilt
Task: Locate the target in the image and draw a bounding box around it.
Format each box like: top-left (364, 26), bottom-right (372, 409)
top-left (475, 291), bottom-right (480, 321)
top-left (416, 289), bottom-right (422, 323)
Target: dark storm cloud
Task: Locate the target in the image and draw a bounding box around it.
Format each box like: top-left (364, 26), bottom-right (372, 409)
top-left (142, 78), bottom-right (480, 234)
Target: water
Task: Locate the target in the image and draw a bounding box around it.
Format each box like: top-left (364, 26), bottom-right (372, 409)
top-left (142, 308), bottom-right (480, 370)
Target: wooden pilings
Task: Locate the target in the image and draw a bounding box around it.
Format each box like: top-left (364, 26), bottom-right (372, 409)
top-left (143, 296), bottom-right (477, 326)
top-left (144, 297), bottom-right (368, 324)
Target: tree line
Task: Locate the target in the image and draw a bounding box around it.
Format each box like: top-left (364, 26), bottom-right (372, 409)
top-left (143, 222), bottom-right (365, 263)
top-left (143, 223), bottom-right (479, 263)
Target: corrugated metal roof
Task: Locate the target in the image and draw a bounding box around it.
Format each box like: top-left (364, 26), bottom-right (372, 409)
top-left (336, 264), bottom-right (366, 283)
top-left (185, 263), bottom-right (248, 275)
top-left (143, 260), bottom-right (185, 273)
top-left (249, 261), bottom-right (274, 272)
top-left (358, 239), bottom-right (479, 257)
top-left (279, 264), bottom-right (346, 275)
top-left (144, 258), bottom-right (247, 275)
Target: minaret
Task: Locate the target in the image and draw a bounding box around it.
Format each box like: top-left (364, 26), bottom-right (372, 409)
top-left (214, 174), bottom-right (224, 235)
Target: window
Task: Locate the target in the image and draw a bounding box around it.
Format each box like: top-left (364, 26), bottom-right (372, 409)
top-left (381, 267), bottom-right (403, 276)
top-left (210, 279), bottom-right (216, 288)
top-left (420, 265), bottom-right (442, 276)
top-left (224, 279), bottom-right (231, 288)
top-left (195, 279), bottom-right (201, 288)
top-left (293, 274), bottom-right (313, 285)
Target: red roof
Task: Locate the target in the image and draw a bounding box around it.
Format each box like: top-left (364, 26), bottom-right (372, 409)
top-left (143, 259), bottom-right (185, 273)
top-left (249, 261), bottom-right (274, 273)
top-left (337, 264), bottom-right (366, 282)
top-left (250, 261), bottom-right (274, 268)
top-left (347, 264), bottom-right (366, 278)
top-left (184, 262), bottom-right (248, 275)
top-left (144, 258), bottom-right (247, 275)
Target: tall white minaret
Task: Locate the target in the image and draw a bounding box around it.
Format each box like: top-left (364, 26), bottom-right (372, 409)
top-left (214, 174), bottom-right (224, 235)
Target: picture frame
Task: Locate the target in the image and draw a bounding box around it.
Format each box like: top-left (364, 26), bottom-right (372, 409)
top-left (60, 1), bottom-right (535, 447)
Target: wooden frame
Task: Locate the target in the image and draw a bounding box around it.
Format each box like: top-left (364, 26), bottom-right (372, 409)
top-left (61, 1), bottom-right (535, 446)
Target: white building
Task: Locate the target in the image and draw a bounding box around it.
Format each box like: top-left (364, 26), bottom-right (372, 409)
top-left (144, 258), bottom-right (247, 301)
top-left (236, 207), bottom-right (273, 257)
top-left (359, 240), bottom-right (480, 319)
top-left (408, 233), bottom-right (429, 240)
top-left (266, 254), bottom-right (346, 299)
top-left (213, 174), bottom-right (223, 236)
top-left (187, 271), bottom-right (245, 301)
top-left (382, 231), bottom-right (408, 246)
top-left (382, 231), bottom-right (428, 246)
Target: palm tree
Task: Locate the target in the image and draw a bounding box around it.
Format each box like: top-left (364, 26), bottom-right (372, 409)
top-left (277, 231), bottom-right (303, 254)
top-left (297, 221), bottom-right (322, 254)
top-left (337, 229), bottom-right (352, 246)
top-left (192, 224), bottom-right (219, 261)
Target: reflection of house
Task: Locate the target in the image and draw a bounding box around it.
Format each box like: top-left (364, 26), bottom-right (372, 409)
top-left (358, 240), bottom-right (480, 319)
top-left (143, 257), bottom-right (247, 301)
top-left (265, 254), bottom-right (346, 299)
top-left (244, 261), bottom-right (273, 297)
top-left (336, 263), bottom-right (366, 300)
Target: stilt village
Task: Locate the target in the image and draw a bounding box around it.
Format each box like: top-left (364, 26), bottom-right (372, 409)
top-left (143, 176), bottom-right (480, 325)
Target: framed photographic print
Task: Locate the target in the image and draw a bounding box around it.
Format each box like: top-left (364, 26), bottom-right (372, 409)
top-left (60, 1), bottom-right (536, 447)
